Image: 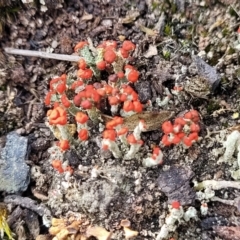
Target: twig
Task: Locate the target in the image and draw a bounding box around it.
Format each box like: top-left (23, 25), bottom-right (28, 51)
top-left (4, 195), bottom-right (51, 217)
top-left (4, 48), bottom-right (81, 62)
top-left (194, 180), bottom-right (240, 191)
top-left (211, 196), bottom-right (240, 212)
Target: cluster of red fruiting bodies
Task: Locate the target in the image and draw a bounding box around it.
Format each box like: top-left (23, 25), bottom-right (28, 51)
top-left (161, 110), bottom-right (200, 148)
top-left (45, 39), bottom-right (144, 173)
top-left (44, 39), bottom-right (200, 174)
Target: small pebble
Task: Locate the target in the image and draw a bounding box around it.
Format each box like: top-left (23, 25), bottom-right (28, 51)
top-left (101, 19), bottom-right (113, 27)
top-left (51, 40), bottom-right (59, 48)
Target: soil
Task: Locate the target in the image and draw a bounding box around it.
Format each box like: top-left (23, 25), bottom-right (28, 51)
top-left (1, 0), bottom-right (240, 240)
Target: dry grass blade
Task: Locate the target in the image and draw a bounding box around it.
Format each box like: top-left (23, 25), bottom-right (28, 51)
top-left (101, 111), bottom-right (174, 131)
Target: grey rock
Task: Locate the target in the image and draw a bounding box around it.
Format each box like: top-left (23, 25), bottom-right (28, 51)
top-left (193, 55), bottom-right (220, 91)
top-left (0, 132), bottom-right (30, 193)
top-left (64, 149), bottom-right (81, 168)
top-left (101, 19), bottom-right (113, 27)
top-left (201, 216), bottom-right (229, 230)
top-left (135, 81), bottom-right (152, 103)
top-left (157, 165), bottom-right (196, 205)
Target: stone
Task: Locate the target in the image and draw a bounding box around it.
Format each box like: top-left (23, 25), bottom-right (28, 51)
top-left (135, 81), bottom-right (152, 104)
top-left (157, 165), bottom-right (196, 205)
top-left (193, 55), bottom-right (220, 91)
top-left (0, 132), bottom-right (30, 193)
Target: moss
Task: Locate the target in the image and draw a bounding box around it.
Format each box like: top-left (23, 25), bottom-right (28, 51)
top-left (227, 47), bottom-right (236, 55)
top-left (222, 122), bottom-right (229, 128)
top-left (164, 24), bottom-right (172, 36)
top-left (170, 3), bottom-right (177, 14)
top-left (201, 30), bottom-right (209, 38)
top-left (222, 27), bottom-right (229, 37)
top-left (151, 1), bottom-right (160, 11)
top-left (162, 49), bottom-right (171, 60)
top-left (206, 100), bottom-right (221, 114)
